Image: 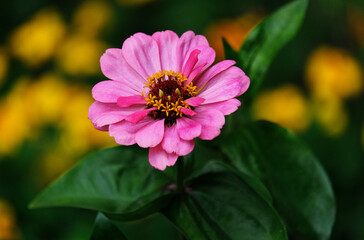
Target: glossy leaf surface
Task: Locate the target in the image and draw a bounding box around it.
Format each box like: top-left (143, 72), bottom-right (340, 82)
top-left (30, 146), bottom-right (173, 221)
top-left (221, 121), bottom-right (336, 240)
top-left (163, 161), bottom-right (288, 240)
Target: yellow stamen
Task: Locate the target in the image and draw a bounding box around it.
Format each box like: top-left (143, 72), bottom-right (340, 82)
top-left (153, 99), bottom-right (163, 110)
top-left (161, 102), bottom-right (172, 116)
top-left (143, 69), bottom-right (199, 120)
top-left (145, 93), bottom-right (156, 105)
top-left (171, 101), bottom-right (183, 114)
top-left (181, 100), bottom-right (191, 110)
top-left (186, 82), bottom-right (197, 96)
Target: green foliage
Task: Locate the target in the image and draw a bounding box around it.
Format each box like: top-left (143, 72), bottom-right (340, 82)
top-left (219, 121), bottom-right (335, 240)
top-left (163, 161), bottom-right (288, 240)
top-left (110, 213), bottom-right (180, 240)
top-left (225, 0), bottom-right (309, 98)
top-left (90, 213), bottom-right (128, 240)
top-left (30, 146), bottom-right (174, 221)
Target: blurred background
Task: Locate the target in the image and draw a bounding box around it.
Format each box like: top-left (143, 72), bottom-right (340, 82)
top-left (0, 0), bottom-right (363, 239)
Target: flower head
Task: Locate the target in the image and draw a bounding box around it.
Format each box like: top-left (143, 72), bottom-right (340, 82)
top-left (89, 30), bottom-right (250, 170)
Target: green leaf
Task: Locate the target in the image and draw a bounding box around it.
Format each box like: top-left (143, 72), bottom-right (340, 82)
top-left (222, 38), bottom-right (241, 66)
top-left (30, 146), bottom-right (174, 221)
top-left (90, 213), bottom-right (128, 240)
top-left (220, 121), bottom-right (336, 240)
top-left (163, 161), bottom-right (288, 240)
top-left (111, 213), bottom-right (180, 240)
top-left (225, 0), bottom-right (308, 97)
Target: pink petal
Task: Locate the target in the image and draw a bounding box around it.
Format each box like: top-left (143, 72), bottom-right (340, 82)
top-left (88, 102), bottom-right (145, 128)
top-left (185, 97), bottom-right (205, 107)
top-left (100, 48), bottom-right (146, 92)
top-left (190, 46), bottom-right (216, 75)
top-left (182, 49), bottom-right (201, 78)
top-left (190, 109), bottom-right (225, 140)
top-left (239, 74), bottom-right (250, 95)
top-left (152, 31), bottom-right (179, 71)
top-left (92, 80), bottom-right (138, 103)
top-left (135, 119), bottom-right (165, 148)
top-left (199, 126), bottom-right (221, 140)
top-left (197, 66), bottom-right (249, 103)
top-left (198, 78), bottom-right (242, 104)
top-left (117, 95), bottom-right (146, 107)
top-left (181, 108), bottom-right (197, 116)
top-left (109, 118), bottom-right (152, 145)
top-left (176, 31), bottom-right (210, 72)
top-left (182, 46), bottom-right (216, 82)
top-left (161, 124), bottom-right (195, 155)
top-left (149, 145), bottom-right (178, 171)
top-left (187, 64), bottom-right (205, 83)
top-left (194, 60), bottom-right (236, 89)
top-left (198, 76), bottom-right (243, 104)
top-left (122, 33), bottom-right (161, 79)
top-left (200, 98), bottom-right (241, 115)
top-left (94, 125), bottom-right (108, 131)
top-left (177, 117), bottom-right (202, 140)
top-left (125, 107), bottom-right (157, 124)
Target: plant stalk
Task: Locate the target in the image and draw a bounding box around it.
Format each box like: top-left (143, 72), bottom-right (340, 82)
top-left (176, 157), bottom-right (184, 193)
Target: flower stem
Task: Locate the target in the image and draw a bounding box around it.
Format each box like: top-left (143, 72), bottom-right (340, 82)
top-left (176, 156), bottom-right (184, 193)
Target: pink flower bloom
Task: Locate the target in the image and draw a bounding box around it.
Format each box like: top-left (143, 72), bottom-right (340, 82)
top-left (89, 30), bottom-right (250, 170)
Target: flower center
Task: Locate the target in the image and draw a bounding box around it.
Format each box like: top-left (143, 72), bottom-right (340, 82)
top-left (143, 70), bottom-right (197, 125)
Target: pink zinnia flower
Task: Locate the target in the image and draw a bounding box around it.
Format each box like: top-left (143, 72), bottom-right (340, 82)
top-left (89, 30), bottom-right (249, 170)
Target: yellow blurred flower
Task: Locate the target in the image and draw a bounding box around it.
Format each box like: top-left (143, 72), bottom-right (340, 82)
top-left (24, 73), bottom-right (69, 125)
top-left (312, 95), bottom-right (348, 137)
top-left (56, 35), bottom-right (106, 75)
top-left (35, 84), bottom-right (114, 185)
top-left (0, 199), bottom-right (21, 240)
top-left (0, 49), bottom-right (8, 86)
top-left (305, 46), bottom-right (363, 99)
top-left (58, 86), bottom-right (115, 154)
top-left (0, 80), bottom-right (32, 156)
top-left (0, 72), bottom-right (114, 158)
top-left (72, 0), bottom-right (112, 38)
top-left (0, 72), bottom-right (115, 185)
top-left (252, 85), bottom-right (311, 133)
top-left (9, 9), bottom-right (66, 68)
top-left (205, 12), bottom-right (264, 60)
top-left (23, 72), bottom-right (114, 149)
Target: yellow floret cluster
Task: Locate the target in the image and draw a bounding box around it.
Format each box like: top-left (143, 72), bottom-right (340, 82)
top-left (143, 70), bottom-right (197, 119)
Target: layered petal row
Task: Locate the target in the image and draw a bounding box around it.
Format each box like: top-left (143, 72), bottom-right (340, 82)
top-left (89, 30), bottom-right (250, 170)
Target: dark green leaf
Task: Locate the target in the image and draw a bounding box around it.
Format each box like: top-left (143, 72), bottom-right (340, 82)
top-left (30, 146), bottom-right (174, 221)
top-left (222, 37), bottom-right (241, 66)
top-left (111, 213), bottom-right (180, 240)
top-left (185, 157), bottom-right (273, 206)
top-left (90, 213), bottom-right (128, 240)
top-left (232, 0), bottom-right (308, 97)
top-left (220, 121), bottom-right (336, 240)
top-left (163, 161), bottom-right (288, 240)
